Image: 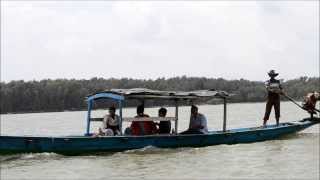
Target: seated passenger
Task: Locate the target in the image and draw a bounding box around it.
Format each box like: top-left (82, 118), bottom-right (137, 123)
top-left (180, 105), bottom-right (208, 134)
top-left (95, 106), bottom-right (121, 136)
top-left (158, 107), bottom-right (171, 134)
top-left (130, 105), bottom-right (158, 136)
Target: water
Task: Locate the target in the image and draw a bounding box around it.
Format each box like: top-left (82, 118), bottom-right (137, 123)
top-left (0, 102), bottom-right (319, 179)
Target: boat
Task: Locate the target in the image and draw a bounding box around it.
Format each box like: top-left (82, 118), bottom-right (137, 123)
top-left (0, 88), bottom-right (319, 155)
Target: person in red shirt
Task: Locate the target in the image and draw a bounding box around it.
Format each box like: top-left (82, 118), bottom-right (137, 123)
top-left (130, 105), bottom-right (158, 136)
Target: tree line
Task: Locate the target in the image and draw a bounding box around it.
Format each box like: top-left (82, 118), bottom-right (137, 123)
top-left (0, 76), bottom-right (319, 114)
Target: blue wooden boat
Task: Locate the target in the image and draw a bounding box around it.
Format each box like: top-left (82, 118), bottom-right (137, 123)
top-left (0, 88), bottom-right (319, 155)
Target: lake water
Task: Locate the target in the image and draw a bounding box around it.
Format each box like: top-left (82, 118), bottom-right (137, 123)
top-left (0, 102), bottom-right (319, 179)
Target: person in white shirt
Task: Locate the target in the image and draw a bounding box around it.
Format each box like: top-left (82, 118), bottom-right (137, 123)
top-left (180, 105), bottom-right (208, 134)
top-left (97, 106), bottom-right (121, 136)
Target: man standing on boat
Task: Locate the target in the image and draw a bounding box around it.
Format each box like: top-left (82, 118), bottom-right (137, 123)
top-left (263, 70), bottom-right (283, 127)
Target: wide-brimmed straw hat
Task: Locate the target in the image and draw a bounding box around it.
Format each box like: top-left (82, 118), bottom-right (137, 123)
top-left (268, 70), bottom-right (279, 77)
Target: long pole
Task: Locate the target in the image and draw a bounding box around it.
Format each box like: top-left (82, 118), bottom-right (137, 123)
top-left (175, 100), bottom-right (179, 134)
top-left (119, 100), bottom-right (123, 135)
top-left (283, 93), bottom-right (320, 113)
top-left (282, 93), bottom-right (304, 109)
top-left (86, 101), bottom-right (93, 136)
top-left (223, 97), bottom-right (227, 132)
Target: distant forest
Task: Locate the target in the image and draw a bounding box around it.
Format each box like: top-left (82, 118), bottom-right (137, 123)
top-left (0, 76), bottom-right (319, 114)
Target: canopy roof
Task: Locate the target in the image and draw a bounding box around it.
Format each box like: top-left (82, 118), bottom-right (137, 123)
top-left (87, 88), bottom-right (229, 101)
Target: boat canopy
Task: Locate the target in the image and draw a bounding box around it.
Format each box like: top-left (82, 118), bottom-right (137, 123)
top-left (85, 88), bottom-right (230, 136)
top-left (87, 88), bottom-right (229, 101)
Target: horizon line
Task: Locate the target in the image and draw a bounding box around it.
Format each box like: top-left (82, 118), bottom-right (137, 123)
top-left (1, 75), bottom-right (319, 84)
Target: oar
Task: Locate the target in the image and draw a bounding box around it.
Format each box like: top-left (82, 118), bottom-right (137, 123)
top-left (282, 93), bottom-right (320, 113)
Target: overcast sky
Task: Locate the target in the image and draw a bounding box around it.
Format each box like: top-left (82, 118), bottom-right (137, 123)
top-left (1, 1), bottom-right (319, 82)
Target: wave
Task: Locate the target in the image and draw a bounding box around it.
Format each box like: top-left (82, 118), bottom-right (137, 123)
top-left (0, 152), bottom-right (62, 164)
top-left (279, 132), bottom-right (319, 140)
top-left (120, 146), bottom-right (197, 155)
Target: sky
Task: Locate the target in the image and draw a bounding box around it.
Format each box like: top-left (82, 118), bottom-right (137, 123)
top-left (1, 1), bottom-right (319, 82)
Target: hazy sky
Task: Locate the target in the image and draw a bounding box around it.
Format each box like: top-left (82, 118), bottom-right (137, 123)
top-left (1, 1), bottom-right (319, 82)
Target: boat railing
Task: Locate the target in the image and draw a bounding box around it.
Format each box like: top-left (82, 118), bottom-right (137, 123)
top-left (90, 117), bottom-right (176, 122)
top-left (123, 117), bottom-right (176, 122)
top-left (90, 118), bottom-right (104, 121)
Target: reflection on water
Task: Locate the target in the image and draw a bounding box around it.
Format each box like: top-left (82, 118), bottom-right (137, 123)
top-left (0, 102), bottom-right (319, 179)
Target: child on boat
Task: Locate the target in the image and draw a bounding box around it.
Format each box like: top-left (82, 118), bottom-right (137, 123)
top-left (157, 107), bottom-right (171, 134)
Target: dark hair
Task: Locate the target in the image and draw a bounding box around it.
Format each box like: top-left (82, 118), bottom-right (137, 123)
top-left (109, 106), bottom-right (116, 111)
top-left (137, 104), bottom-right (144, 114)
top-left (191, 105), bottom-right (198, 110)
top-left (159, 107), bottom-right (167, 115)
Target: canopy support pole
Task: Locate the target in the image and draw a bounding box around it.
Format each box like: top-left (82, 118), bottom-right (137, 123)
top-left (175, 100), bottom-right (179, 134)
top-left (119, 100), bottom-right (123, 135)
top-left (223, 97), bottom-right (227, 132)
top-left (85, 100), bottom-right (93, 136)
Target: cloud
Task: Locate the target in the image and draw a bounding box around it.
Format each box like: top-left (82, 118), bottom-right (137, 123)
top-left (1, 1), bottom-right (319, 82)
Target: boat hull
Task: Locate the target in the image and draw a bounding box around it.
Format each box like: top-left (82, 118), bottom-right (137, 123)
top-left (0, 118), bottom-right (319, 155)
